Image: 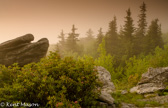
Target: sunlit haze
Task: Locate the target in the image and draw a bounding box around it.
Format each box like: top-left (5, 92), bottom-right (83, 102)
top-left (0, 0), bottom-right (168, 44)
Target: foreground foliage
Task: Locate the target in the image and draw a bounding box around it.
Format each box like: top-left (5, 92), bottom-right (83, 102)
top-left (0, 52), bottom-right (101, 107)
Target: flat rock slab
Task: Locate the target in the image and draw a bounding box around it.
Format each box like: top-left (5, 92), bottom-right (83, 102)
top-left (0, 34), bottom-right (49, 66)
top-left (130, 67), bottom-right (168, 94)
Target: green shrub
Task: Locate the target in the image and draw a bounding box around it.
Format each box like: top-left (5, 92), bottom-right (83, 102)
top-left (149, 45), bottom-right (168, 67)
top-left (0, 52), bottom-right (101, 107)
top-left (95, 38), bottom-right (115, 80)
top-left (114, 44), bottom-right (168, 90)
top-left (124, 55), bottom-right (150, 89)
top-left (0, 63), bottom-right (20, 87)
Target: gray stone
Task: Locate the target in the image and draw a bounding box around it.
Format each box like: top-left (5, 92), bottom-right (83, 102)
top-left (144, 93), bottom-right (158, 98)
top-left (96, 66), bottom-right (115, 105)
top-left (130, 67), bottom-right (168, 94)
top-left (0, 34), bottom-right (49, 66)
top-left (130, 83), bottom-right (165, 94)
top-left (99, 91), bottom-right (115, 105)
top-left (121, 103), bottom-right (138, 108)
top-left (99, 102), bottom-right (115, 108)
top-left (121, 90), bottom-right (128, 95)
top-left (96, 66), bottom-right (115, 93)
top-left (138, 67), bottom-right (168, 85)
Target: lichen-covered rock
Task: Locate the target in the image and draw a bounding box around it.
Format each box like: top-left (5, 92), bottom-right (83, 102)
top-left (130, 67), bottom-right (168, 94)
top-left (0, 34), bottom-right (49, 66)
top-left (96, 66), bottom-right (115, 105)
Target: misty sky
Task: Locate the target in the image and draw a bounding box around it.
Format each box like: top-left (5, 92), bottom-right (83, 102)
top-left (0, 0), bottom-right (168, 44)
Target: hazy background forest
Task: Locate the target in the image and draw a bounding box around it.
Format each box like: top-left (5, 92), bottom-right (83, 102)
top-left (48, 1), bottom-right (168, 89)
top-left (51, 2), bottom-right (165, 60)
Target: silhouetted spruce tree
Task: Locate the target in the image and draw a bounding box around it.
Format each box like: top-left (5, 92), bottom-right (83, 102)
top-left (118, 25), bottom-right (124, 39)
top-left (58, 30), bottom-right (65, 47)
top-left (95, 28), bottom-right (104, 58)
top-left (118, 26), bottom-right (126, 56)
top-left (57, 30), bottom-right (66, 53)
top-left (122, 8), bottom-right (135, 57)
top-left (85, 29), bottom-right (97, 57)
top-left (137, 2), bottom-right (147, 37)
top-left (134, 2), bottom-right (147, 55)
top-left (145, 19), bottom-right (164, 53)
top-left (96, 28), bottom-right (104, 46)
top-left (66, 24), bottom-right (79, 52)
top-left (105, 16), bottom-right (119, 56)
top-left (86, 29), bottom-right (94, 40)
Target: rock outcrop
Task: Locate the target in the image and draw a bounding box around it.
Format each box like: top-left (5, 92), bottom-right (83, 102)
top-left (130, 67), bottom-right (168, 94)
top-left (0, 34), bottom-right (49, 66)
top-left (96, 66), bottom-right (115, 105)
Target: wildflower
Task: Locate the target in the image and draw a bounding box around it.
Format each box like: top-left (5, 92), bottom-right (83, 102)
top-left (74, 101), bottom-right (78, 104)
top-left (56, 102), bottom-right (64, 107)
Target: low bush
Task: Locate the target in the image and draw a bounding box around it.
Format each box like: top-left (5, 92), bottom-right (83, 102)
top-left (0, 52), bottom-right (101, 107)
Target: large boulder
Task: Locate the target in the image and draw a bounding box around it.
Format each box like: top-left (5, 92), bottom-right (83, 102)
top-left (96, 66), bottom-right (115, 105)
top-left (130, 67), bottom-right (168, 94)
top-left (0, 34), bottom-right (49, 66)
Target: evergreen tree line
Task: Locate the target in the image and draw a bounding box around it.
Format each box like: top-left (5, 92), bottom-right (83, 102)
top-left (56, 2), bottom-right (164, 65)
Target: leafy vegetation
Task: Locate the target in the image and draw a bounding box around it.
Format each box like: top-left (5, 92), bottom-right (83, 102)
top-left (95, 38), bottom-right (115, 74)
top-left (0, 52), bottom-right (101, 107)
top-left (112, 44), bottom-right (168, 90)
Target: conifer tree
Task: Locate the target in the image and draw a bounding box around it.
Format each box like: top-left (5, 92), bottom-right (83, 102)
top-left (58, 30), bottom-right (65, 47)
top-left (96, 28), bottom-right (104, 46)
top-left (118, 26), bottom-right (124, 39)
top-left (122, 8), bottom-right (135, 57)
top-left (57, 30), bottom-right (66, 53)
top-left (123, 8), bottom-right (135, 42)
top-left (136, 2), bottom-right (147, 37)
top-left (145, 19), bottom-right (164, 53)
top-left (66, 24), bottom-right (79, 52)
top-left (107, 16), bottom-right (118, 38)
top-left (134, 2), bottom-right (147, 55)
top-left (105, 16), bottom-right (118, 55)
top-left (86, 29), bottom-right (94, 40)
top-left (85, 29), bottom-right (96, 57)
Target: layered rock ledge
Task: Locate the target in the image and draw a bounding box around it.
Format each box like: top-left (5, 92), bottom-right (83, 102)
top-left (130, 67), bottom-right (168, 94)
top-left (0, 34), bottom-right (49, 66)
